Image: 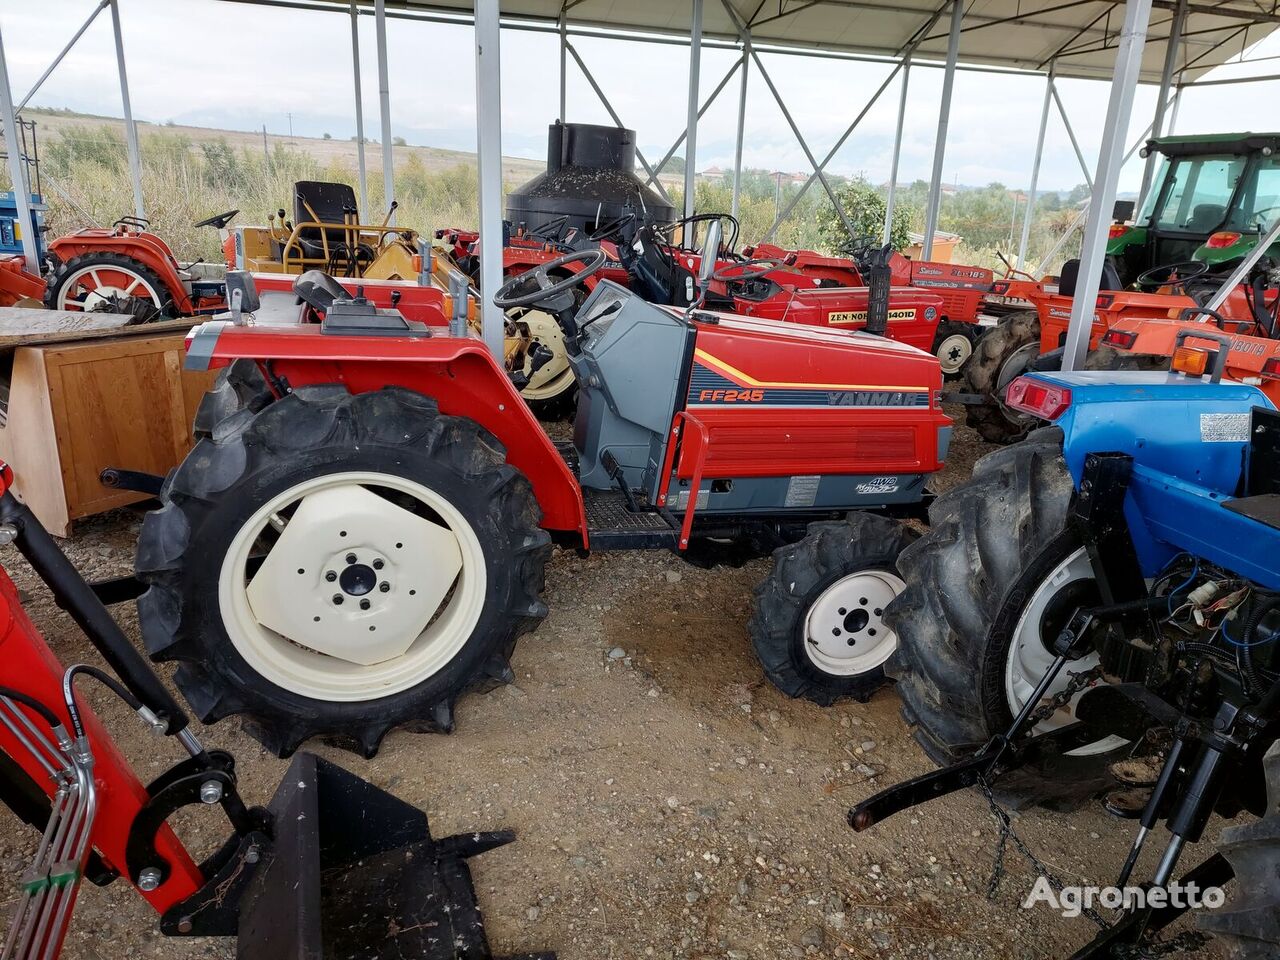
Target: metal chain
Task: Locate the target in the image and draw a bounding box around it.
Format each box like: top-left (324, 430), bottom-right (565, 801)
top-left (1022, 666), bottom-right (1105, 733)
top-left (979, 776), bottom-right (1110, 929)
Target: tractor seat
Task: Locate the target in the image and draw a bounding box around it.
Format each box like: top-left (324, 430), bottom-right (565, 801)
top-left (1057, 257), bottom-right (1123, 298)
top-left (1187, 203), bottom-right (1226, 233)
top-left (294, 180), bottom-right (362, 255)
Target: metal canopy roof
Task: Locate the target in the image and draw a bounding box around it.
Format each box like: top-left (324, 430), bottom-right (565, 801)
top-left (291, 0), bottom-right (1280, 82)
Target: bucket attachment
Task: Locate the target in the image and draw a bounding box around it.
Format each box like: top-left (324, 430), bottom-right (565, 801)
top-left (174, 752), bottom-right (554, 960)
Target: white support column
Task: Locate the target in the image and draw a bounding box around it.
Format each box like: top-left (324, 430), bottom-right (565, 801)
top-left (1139, 0), bottom-right (1186, 207)
top-left (558, 9), bottom-right (567, 124)
top-left (350, 3), bottom-right (369, 217)
top-left (375, 0), bottom-right (395, 223)
top-left (882, 55), bottom-right (910, 246)
top-left (1052, 84), bottom-right (1094, 190)
top-left (0, 27), bottom-right (38, 272)
top-left (1167, 83), bottom-right (1183, 135)
top-left (108, 0), bottom-right (144, 220)
top-left (922, 0), bottom-right (963, 261)
top-left (731, 35), bottom-right (750, 222)
top-left (474, 0), bottom-right (504, 358)
top-left (684, 0), bottom-right (704, 219)
top-left (1062, 0), bottom-right (1153, 372)
top-left (1016, 62), bottom-right (1055, 271)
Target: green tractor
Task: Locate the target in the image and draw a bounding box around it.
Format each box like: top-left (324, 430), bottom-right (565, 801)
top-left (1110, 132), bottom-right (1280, 285)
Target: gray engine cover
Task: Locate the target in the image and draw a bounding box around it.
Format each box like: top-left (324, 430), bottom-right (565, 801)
top-left (570, 281), bottom-right (689, 492)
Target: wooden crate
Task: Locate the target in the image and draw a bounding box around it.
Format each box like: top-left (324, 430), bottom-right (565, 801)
top-left (0, 331), bottom-right (217, 536)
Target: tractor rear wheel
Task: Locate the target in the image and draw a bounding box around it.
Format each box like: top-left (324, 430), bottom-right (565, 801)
top-left (136, 385), bottom-right (551, 758)
top-left (885, 429), bottom-right (1127, 807)
top-left (931, 320), bottom-right (978, 379)
top-left (1199, 742), bottom-right (1280, 958)
top-left (962, 310), bottom-right (1041, 444)
top-left (749, 513), bottom-right (917, 705)
top-left (45, 252), bottom-right (170, 321)
top-left (509, 305), bottom-right (577, 419)
top-left (1083, 344), bottom-right (1170, 372)
top-left (191, 359), bottom-right (273, 440)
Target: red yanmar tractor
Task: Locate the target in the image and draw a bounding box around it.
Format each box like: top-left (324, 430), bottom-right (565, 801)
top-left (0, 461), bottom-right (550, 959)
top-left (135, 223), bottom-right (950, 758)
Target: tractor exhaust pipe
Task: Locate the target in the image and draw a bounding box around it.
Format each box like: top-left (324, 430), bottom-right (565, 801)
top-left (865, 244), bottom-right (892, 338)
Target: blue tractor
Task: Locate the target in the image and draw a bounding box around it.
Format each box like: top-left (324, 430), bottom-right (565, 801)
top-left (850, 357), bottom-right (1280, 958)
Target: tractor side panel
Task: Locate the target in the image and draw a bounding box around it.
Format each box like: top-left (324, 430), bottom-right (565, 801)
top-left (907, 260), bottom-right (993, 324)
top-left (188, 324), bottom-right (587, 538)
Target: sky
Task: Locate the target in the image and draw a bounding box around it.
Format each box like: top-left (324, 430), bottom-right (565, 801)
top-left (6, 0), bottom-right (1280, 195)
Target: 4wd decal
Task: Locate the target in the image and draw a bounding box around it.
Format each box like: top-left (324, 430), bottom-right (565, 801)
top-left (855, 476), bottom-right (900, 495)
top-left (826, 308), bottom-right (917, 325)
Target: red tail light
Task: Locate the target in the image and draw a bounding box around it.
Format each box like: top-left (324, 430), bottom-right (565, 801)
top-left (991, 280), bottom-right (1010, 295)
top-left (1263, 357), bottom-right (1280, 380)
top-left (1005, 377), bottom-right (1072, 420)
top-left (1103, 329), bottom-right (1138, 348)
top-left (1108, 224), bottom-right (1129, 240)
top-left (1205, 231), bottom-right (1242, 249)
top-left (1096, 294), bottom-right (1115, 308)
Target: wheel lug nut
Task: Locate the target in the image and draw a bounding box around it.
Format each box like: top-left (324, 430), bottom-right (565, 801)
top-left (372, 559), bottom-right (384, 570)
top-left (332, 594), bottom-right (344, 605)
top-left (325, 570), bottom-right (337, 582)
top-left (379, 582), bottom-right (390, 593)
top-left (346, 553), bottom-right (357, 565)
top-left (359, 599), bottom-right (371, 611)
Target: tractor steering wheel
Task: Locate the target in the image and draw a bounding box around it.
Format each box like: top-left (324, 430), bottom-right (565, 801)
top-left (492, 248), bottom-right (608, 309)
top-left (659, 214), bottom-right (740, 256)
top-left (589, 212), bottom-right (636, 243)
top-left (1134, 260), bottom-right (1210, 292)
top-left (193, 209), bottom-right (240, 230)
top-left (712, 258), bottom-right (784, 285)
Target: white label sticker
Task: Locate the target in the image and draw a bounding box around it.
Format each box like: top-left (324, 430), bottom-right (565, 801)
top-left (676, 488), bottom-right (709, 510)
top-left (1200, 413), bottom-right (1250, 443)
top-left (784, 475), bottom-right (821, 508)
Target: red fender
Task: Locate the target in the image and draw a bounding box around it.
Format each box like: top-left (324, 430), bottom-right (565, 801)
top-left (185, 321), bottom-right (589, 544)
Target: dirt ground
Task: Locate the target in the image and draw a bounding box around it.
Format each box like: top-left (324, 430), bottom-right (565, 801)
top-left (1, 407), bottom-right (1226, 960)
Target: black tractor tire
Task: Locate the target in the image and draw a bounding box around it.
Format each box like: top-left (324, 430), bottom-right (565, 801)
top-left (135, 385), bottom-right (551, 758)
top-left (44, 251), bottom-right (172, 321)
top-left (1083, 344), bottom-right (1170, 372)
top-left (191, 358), bottom-right (273, 440)
top-left (931, 320), bottom-right (979, 380)
top-left (1200, 743), bottom-right (1280, 958)
top-left (884, 428), bottom-right (1125, 807)
top-left (963, 310), bottom-right (1042, 444)
top-left (749, 512), bottom-right (918, 706)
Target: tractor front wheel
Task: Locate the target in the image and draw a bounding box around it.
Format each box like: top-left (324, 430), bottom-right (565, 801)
top-left (885, 429), bottom-right (1127, 807)
top-left (962, 310), bottom-right (1042, 444)
top-left (749, 513), bottom-right (917, 705)
top-left (136, 385), bottom-right (551, 758)
top-left (45, 252), bottom-right (170, 321)
top-left (931, 320), bottom-right (978, 379)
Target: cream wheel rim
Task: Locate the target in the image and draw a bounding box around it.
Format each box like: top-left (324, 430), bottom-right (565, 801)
top-left (218, 470), bottom-right (487, 701)
top-left (514, 308), bottom-right (575, 402)
top-left (56, 263), bottom-right (161, 312)
top-left (803, 570), bottom-right (905, 676)
top-left (936, 332), bottom-right (973, 375)
top-left (1004, 545), bottom-right (1125, 757)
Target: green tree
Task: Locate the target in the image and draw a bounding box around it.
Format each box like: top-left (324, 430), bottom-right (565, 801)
top-left (817, 176), bottom-right (911, 253)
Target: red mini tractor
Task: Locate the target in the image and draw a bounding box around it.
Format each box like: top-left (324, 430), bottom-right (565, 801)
top-left (0, 461), bottom-right (550, 959)
top-left (134, 225), bottom-right (950, 758)
top-left (43, 215), bottom-right (231, 320)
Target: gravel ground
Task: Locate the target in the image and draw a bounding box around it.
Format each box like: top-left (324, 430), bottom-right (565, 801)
top-left (0, 406), bottom-right (1226, 959)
